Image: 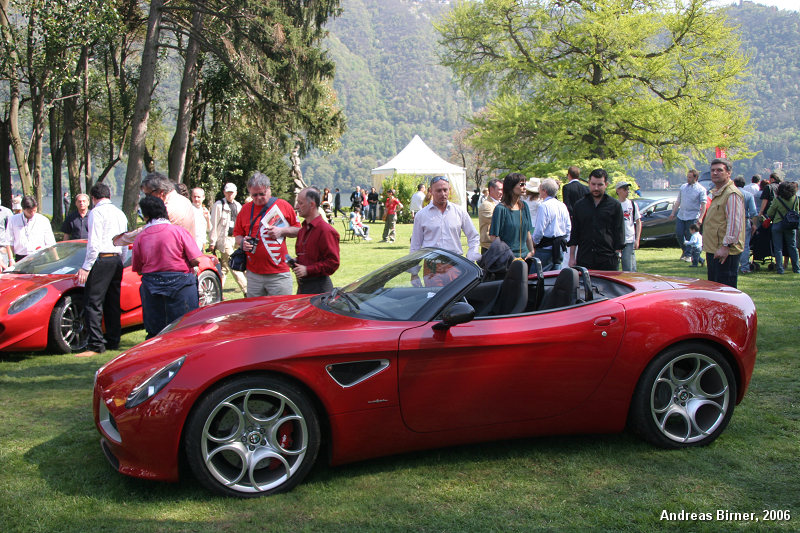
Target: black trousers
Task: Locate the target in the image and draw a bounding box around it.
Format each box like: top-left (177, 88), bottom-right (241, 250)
top-left (297, 276), bottom-right (333, 295)
top-left (707, 252), bottom-right (740, 288)
top-left (84, 255), bottom-right (123, 352)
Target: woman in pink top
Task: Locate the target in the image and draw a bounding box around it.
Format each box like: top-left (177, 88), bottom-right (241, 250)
top-left (133, 196), bottom-right (203, 338)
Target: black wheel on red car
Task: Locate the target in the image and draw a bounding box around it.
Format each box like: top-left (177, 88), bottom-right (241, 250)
top-left (185, 375), bottom-right (321, 497)
top-left (629, 343), bottom-right (737, 448)
top-left (197, 270), bottom-right (223, 307)
top-left (48, 294), bottom-right (88, 353)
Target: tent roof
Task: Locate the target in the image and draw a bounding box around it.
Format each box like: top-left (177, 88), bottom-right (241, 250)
top-left (371, 135), bottom-right (464, 175)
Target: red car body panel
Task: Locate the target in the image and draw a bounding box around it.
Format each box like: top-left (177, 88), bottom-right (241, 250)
top-left (0, 240), bottom-right (222, 352)
top-left (93, 266), bottom-right (757, 483)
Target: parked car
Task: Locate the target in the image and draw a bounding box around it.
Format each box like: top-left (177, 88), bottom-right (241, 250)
top-left (0, 240), bottom-right (223, 353)
top-left (94, 248), bottom-right (757, 497)
top-left (639, 198), bottom-right (677, 243)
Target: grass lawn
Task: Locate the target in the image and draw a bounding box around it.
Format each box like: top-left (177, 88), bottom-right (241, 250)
top-left (1, 217), bottom-right (798, 532)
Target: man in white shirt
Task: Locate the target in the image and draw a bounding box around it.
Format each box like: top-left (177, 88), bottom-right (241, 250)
top-left (669, 169), bottom-right (707, 260)
top-left (8, 196), bottom-right (55, 261)
top-left (191, 187), bottom-right (210, 251)
top-left (616, 181), bottom-right (641, 272)
top-left (409, 184), bottom-right (426, 218)
top-left (410, 176), bottom-right (480, 261)
top-left (209, 183), bottom-right (247, 296)
top-left (533, 178), bottom-right (571, 271)
top-left (76, 182), bottom-right (128, 357)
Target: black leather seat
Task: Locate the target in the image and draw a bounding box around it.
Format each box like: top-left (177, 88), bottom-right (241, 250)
top-left (539, 267), bottom-right (579, 310)
top-left (491, 259), bottom-right (528, 315)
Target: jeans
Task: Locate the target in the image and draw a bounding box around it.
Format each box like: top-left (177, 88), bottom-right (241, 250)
top-left (771, 220), bottom-right (800, 273)
top-left (687, 245), bottom-right (704, 266)
top-left (368, 204), bottom-right (377, 223)
top-left (140, 272), bottom-right (198, 339)
top-left (620, 242), bottom-right (637, 272)
top-left (533, 247), bottom-right (560, 271)
top-left (675, 218), bottom-right (693, 253)
top-left (739, 223), bottom-right (752, 272)
top-left (706, 252), bottom-right (740, 288)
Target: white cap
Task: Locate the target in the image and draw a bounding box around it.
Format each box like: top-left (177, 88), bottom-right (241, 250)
top-left (223, 183), bottom-right (237, 193)
top-left (526, 177), bottom-right (540, 193)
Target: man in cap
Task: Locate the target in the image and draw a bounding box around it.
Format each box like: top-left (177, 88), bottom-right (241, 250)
top-left (209, 183), bottom-right (247, 296)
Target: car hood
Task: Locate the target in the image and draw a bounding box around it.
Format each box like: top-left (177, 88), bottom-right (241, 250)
top-left (98, 294), bottom-right (412, 382)
top-left (0, 273), bottom-right (67, 297)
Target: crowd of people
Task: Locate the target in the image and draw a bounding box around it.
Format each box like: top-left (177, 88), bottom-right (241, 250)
top-left (1, 157), bottom-right (794, 356)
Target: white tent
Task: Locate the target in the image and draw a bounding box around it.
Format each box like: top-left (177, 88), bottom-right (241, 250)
top-left (371, 135), bottom-right (468, 208)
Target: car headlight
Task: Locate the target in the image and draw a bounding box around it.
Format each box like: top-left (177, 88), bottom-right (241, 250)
top-left (125, 356), bottom-right (186, 409)
top-left (8, 287), bottom-right (47, 315)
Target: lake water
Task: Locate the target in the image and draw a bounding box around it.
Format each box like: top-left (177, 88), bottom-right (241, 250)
top-left (36, 196), bottom-right (125, 216)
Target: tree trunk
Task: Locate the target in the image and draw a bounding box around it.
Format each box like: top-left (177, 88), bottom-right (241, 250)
top-left (49, 106), bottom-right (65, 224)
top-left (82, 48), bottom-right (93, 193)
top-left (0, 0), bottom-right (32, 195)
top-left (168, 10), bottom-right (203, 184)
top-left (62, 49), bottom-right (84, 199)
top-left (122, 0), bottom-right (164, 226)
top-left (0, 115), bottom-right (12, 208)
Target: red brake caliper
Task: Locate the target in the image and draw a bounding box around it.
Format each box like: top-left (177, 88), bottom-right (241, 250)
top-left (268, 420), bottom-right (294, 470)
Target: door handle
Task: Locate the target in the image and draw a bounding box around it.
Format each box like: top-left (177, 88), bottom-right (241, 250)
top-left (593, 316), bottom-right (617, 327)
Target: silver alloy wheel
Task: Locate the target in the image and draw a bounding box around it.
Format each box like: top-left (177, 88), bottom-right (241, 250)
top-left (198, 271), bottom-right (222, 307)
top-left (649, 352), bottom-right (730, 444)
top-left (200, 388), bottom-right (309, 494)
top-left (50, 295), bottom-right (88, 353)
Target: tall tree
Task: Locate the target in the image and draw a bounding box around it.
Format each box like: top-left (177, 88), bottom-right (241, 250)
top-left (436, 0), bottom-right (752, 173)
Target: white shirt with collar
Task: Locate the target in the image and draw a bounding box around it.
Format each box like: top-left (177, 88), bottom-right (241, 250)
top-left (8, 212), bottom-right (55, 256)
top-left (82, 198), bottom-right (128, 271)
top-left (410, 201), bottom-right (481, 261)
top-left (533, 196), bottom-right (571, 245)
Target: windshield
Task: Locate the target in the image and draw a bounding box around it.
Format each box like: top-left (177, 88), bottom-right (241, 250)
top-left (323, 249), bottom-right (474, 321)
top-left (7, 242), bottom-right (87, 275)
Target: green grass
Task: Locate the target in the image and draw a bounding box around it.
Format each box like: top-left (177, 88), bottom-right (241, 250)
top-left (1, 217), bottom-right (798, 532)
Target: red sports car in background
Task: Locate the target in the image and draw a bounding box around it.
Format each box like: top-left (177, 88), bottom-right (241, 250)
top-left (0, 240), bottom-right (223, 353)
top-left (93, 248), bottom-right (757, 497)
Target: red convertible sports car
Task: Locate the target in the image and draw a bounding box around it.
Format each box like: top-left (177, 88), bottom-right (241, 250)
top-left (93, 248), bottom-right (757, 497)
top-left (0, 240), bottom-right (223, 353)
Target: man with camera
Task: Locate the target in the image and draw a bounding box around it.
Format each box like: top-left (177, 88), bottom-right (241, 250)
top-left (234, 172), bottom-right (300, 297)
top-left (291, 187), bottom-right (340, 294)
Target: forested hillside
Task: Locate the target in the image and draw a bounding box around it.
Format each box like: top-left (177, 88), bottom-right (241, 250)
top-left (304, 0), bottom-right (800, 189)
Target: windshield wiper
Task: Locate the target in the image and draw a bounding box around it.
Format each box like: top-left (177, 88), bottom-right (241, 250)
top-left (329, 287), bottom-right (360, 312)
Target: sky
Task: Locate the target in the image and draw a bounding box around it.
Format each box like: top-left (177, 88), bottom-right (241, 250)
top-left (712, 0), bottom-right (799, 11)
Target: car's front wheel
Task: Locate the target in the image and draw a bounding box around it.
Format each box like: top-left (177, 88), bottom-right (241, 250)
top-left (197, 270), bottom-right (223, 307)
top-left (48, 294), bottom-right (88, 353)
top-left (629, 343), bottom-right (736, 448)
top-left (185, 375), bottom-right (321, 497)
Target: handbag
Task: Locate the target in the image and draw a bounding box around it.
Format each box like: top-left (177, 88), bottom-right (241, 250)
top-left (229, 198), bottom-right (276, 272)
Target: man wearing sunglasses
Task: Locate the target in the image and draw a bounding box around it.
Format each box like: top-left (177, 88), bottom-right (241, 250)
top-left (234, 171), bottom-right (301, 297)
top-left (410, 175), bottom-right (480, 261)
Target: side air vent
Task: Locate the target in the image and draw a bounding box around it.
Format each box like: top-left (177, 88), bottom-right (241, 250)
top-left (326, 359), bottom-right (390, 388)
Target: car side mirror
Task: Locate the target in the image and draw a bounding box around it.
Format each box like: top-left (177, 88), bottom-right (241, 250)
top-left (433, 301), bottom-right (475, 330)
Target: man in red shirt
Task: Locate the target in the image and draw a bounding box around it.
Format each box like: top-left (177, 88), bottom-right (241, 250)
top-left (234, 172), bottom-right (301, 297)
top-left (381, 189), bottom-right (403, 243)
top-left (292, 188), bottom-right (340, 294)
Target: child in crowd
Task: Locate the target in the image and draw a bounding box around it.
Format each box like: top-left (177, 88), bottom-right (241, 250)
top-left (684, 223), bottom-right (704, 267)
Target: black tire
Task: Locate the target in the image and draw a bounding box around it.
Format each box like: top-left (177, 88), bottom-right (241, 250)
top-left (48, 294), bottom-right (88, 353)
top-left (629, 343), bottom-right (736, 449)
top-left (197, 270), bottom-right (223, 307)
top-left (185, 375), bottom-right (321, 497)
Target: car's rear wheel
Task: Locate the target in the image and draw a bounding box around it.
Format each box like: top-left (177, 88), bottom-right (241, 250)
top-left (48, 294), bottom-right (88, 353)
top-left (629, 343), bottom-right (736, 448)
top-left (185, 375), bottom-right (320, 497)
top-left (198, 270), bottom-right (223, 307)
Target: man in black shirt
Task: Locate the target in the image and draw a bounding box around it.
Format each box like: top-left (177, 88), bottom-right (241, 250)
top-left (367, 187), bottom-right (380, 222)
top-left (60, 193), bottom-right (90, 239)
top-left (569, 168), bottom-right (624, 271)
top-left (561, 166), bottom-right (589, 219)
